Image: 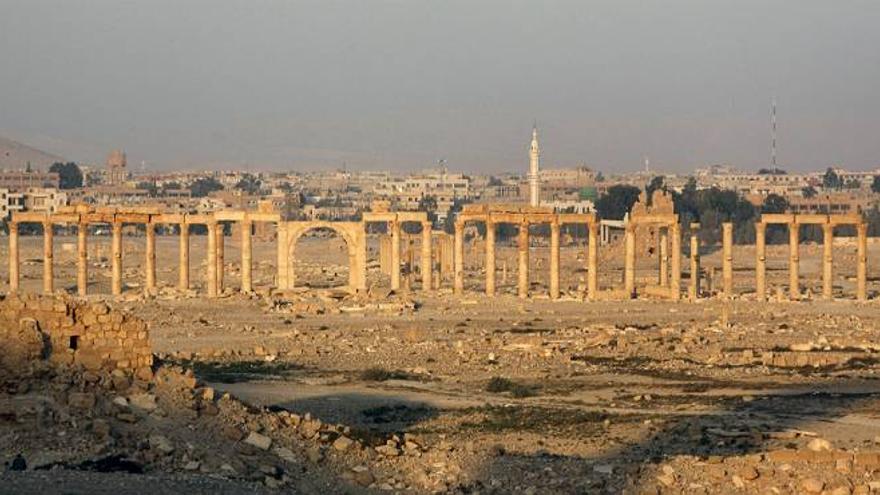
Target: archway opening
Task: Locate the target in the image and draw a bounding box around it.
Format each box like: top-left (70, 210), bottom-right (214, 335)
top-left (292, 227), bottom-right (351, 289)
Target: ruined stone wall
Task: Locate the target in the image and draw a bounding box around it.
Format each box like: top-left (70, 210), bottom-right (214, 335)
top-left (0, 294), bottom-right (152, 378)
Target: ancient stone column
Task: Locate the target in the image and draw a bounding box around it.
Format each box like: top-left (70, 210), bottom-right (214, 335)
top-left (550, 222), bottom-right (560, 300)
top-left (77, 221), bottom-right (88, 296)
top-left (43, 221), bottom-right (54, 294)
top-left (421, 222), bottom-right (432, 292)
top-left (207, 222), bottom-right (218, 297)
top-left (689, 223), bottom-right (700, 300)
top-left (391, 220), bottom-right (401, 290)
top-left (111, 221), bottom-right (122, 296)
top-left (624, 225), bottom-right (636, 298)
top-left (822, 222), bottom-right (833, 300)
top-left (8, 221), bottom-right (19, 293)
top-left (755, 222), bottom-right (766, 301)
top-left (145, 222), bottom-right (156, 292)
top-left (485, 221), bottom-right (496, 296)
top-left (587, 222), bottom-right (599, 299)
top-left (518, 221), bottom-right (530, 298)
top-left (216, 224), bottom-right (225, 292)
top-left (670, 223), bottom-right (682, 301)
top-left (379, 236), bottom-right (391, 277)
top-left (179, 223), bottom-right (190, 291)
top-left (241, 220), bottom-right (253, 293)
top-left (659, 229), bottom-right (669, 287)
top-left (857, 222), bottom-right (868, 301)
top-left (789, 222), bottom-right (799, 300)
top-left (722, 222), bottom-right (733, 298)
top-left (453, 222), bottom-right (464, 294)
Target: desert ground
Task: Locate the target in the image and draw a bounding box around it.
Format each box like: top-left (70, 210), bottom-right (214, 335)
top-left (2, 230), bottom-right (880, 494)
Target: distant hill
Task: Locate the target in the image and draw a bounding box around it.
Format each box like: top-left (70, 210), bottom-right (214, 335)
top-left (0, 136), bottom-right (66, 171)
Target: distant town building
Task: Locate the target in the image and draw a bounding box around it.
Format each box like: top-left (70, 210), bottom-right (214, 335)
top-left (0, 170), bottom-right (60, 190)
top-left (106, 150), bottom-right (128, 186)
top-left (0, 187), bottom-right (67, 219)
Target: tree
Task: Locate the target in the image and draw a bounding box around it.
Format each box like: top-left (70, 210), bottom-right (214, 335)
top-left (866, 206), bottom-right (880, 237)
top-left (189, 177), bottom-right (224, 198)
top-left (758, 167), bottom-right (787, 175)
top-left (645, 176), bottom-right (665, 203)
top-left (136, 181), bottom-right (159, 197)
top-left (596, 185), bottom-right (641, 220)
top-left (872, 176), bottom-right (880, 194)
top-left (802, 185), bottom-right (818, 198)
top-left (594, 171), bottom-right (605, 183)
top-left (762, 193), bottom-right (790, 214)
top-left (823, 167), bottom-right (842, 190)
top-left (417, 195), bottom-right (439, 225)
top-left (234, 173), bottom-right (262, 195)
top-left (49, 162), bottom-right (83, 189)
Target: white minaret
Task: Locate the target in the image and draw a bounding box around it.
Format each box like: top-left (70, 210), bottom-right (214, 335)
top-left (528, 125), bottom-right (541, 206)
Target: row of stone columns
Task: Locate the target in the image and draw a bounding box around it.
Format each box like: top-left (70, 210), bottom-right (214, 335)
top-left (454, 221), bottom-right (600, 300)
top-left (8, 220), bottom-right (257, 298)
top-left (623, 223), bottom-right (681, 300)
top-left (379, 222), bottom-right (435, 292)
top-left (749, 221), bottom-right (867, 301)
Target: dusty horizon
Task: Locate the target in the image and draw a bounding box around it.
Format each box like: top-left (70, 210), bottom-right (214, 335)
top-left (2, 1), bottom-right (880, 174)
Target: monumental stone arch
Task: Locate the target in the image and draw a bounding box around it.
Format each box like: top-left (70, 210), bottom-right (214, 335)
top-left (277, 221), bottom-right (367, 293)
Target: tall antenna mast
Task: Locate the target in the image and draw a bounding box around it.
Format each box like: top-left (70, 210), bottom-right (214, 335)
top-left (771, 97), bottom-right (777, 169)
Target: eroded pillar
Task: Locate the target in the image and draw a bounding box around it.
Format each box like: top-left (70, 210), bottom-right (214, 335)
top-left (789, 222), bottom-right (799, 300)
top-left (241, 220), bottom-right (253, 293)
top-left (421, 222), bottom-right (432, 291)
top-left (453, 222), bottom-right (464, 294)
top-left (670, 223), bottom-right (681, 301)
top-left (659, 229), bottom-right (669, 287)
top-left (111, 221), bottom-right (122, 296)
top-left (518, 221), bottom-right (530, 298)
top-left (550, 222), bottom-right (560, 299)
top-left (689, 223), bottom-right (700, 300)
top-left (722, 222), bottom-right (733, 298)
top-left (822, 222), bottom-right (833, 300)
top-left (145, 222), bottom-right (156, 292)
top-left (216, 224), bottom-right (225, 292)
top-left (755, 222), bottom-right (766, 301)
top-left (624, 225), bottom-right (635, 298)
top-left (207, 222), bottom-right (218, 297)
top-left (587, 223), bottom-right (598, 299)
top-left (8, 221), bottom-right (19, 293)
top-left (857, 223), bottom-right (867, 301)
top-left (485, 221), bottom-right (496, 296)
top-left (391, 220), bottom-right (401, 290)
top-left (43, 221), bottom-right (54, 294)
top-left (77, 221), bottom-right (88, 296)
top-left (179, 223), bottom-right (190, 291)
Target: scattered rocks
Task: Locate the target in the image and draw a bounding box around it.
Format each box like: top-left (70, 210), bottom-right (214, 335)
top-left (244, 432), bottom-right (272, 451)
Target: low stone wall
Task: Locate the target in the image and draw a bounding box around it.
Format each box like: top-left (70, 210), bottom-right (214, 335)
top-left (0, 294), bottom-right (152, 379)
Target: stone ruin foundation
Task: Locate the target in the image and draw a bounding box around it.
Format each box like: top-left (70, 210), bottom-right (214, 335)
top-left (0, 294), bottom-right (152, 381)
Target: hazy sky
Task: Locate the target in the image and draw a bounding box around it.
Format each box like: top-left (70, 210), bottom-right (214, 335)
top-left (2, 1), bottom-right (879, 173)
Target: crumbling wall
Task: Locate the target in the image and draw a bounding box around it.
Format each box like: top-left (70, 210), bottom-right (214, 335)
top-left (0, 294), bottom-right (152, 379)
